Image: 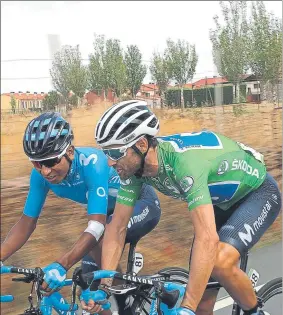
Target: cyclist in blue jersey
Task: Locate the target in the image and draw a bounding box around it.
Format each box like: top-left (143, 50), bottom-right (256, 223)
top-left (0, 112), bottom-right (161, 314)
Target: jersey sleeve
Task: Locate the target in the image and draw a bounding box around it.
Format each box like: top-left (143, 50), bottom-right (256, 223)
top-left (83, 152), bottom-right (109, 216)
top-left (116, 176), bottom-right (143, 207)
top-left (174, 153), bottom-right (212, 211)
top-left (23, 169), bottom-right (49, 218)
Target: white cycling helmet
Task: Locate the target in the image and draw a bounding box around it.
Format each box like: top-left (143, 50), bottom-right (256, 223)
top-left (95, 100), bottom-right (160, 147)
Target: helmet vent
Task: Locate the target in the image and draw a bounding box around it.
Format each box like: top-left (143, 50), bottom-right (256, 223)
top-left (41, 125), bottom-right (48, 132)
top-left (117, 124), bottom-right (136, 140)
top-left (55, 121), bottom-right (64, 129)
top-left (38, 139), bottom-right (44, 150)
top-left (100, 107), bottom-right (122, 137)
top-left (147, 117), bottom-right (158, 128)
top-left (99, 100), bottom-right (137, 123)
top-left (30, 140), bottom-right (35, 151)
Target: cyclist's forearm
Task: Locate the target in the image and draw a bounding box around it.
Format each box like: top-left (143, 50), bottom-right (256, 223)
top-left (100, 223), bottom-right (127, 286)
top-left (1, 219), bottom-right (36, 261)
top-left (57, 232), bottom-right (98, 270)
top-left (182, 237), bottom-right (219, 311)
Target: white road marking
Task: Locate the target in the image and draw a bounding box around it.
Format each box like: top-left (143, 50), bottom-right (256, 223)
top-left (214, 284), bottom-right (265, 311)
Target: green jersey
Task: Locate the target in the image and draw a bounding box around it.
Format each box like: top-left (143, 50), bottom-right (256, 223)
top-left (117, 131), bottom-right (267, 211)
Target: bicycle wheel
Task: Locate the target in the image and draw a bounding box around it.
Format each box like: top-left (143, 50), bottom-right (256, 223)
top-left (131, 267), bottom-right (189, 315)
top-left (257, 277), bottom-right (282, 314)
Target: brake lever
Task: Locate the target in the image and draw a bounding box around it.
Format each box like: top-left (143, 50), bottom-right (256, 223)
top-left (72, 267), bottom-right (94, 290)
top-left (68, 267), bottom-right (82, 312)
top-left (69, 267), bottom-right (101, 312)
top-left (34, 267), bottom-right (44, 285)
top-left (152, 282), bottom-right (162, 315)
top-left (68, 281), bottom-right (77, 312)
top-left (12, 275), bottom-right (35, 283)
top-left (153, 281), bottom-right (180, 310)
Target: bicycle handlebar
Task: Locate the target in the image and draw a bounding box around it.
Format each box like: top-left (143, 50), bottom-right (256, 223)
top-left (0, 265), bottom-right (73, 283)
top-left (1, 266), bottom-right (12, 274)
top-left (0, 295), bottom-right (14, 302)
top-left (0, 265), bottom-right (78, 311)
top-left (82, 269), bottom-right (119, 284)
top-left (1, 266), bottom-right (37, 274)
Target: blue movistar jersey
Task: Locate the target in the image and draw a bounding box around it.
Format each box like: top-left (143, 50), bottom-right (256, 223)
top-left (23, 147), bottom-right (121, 218)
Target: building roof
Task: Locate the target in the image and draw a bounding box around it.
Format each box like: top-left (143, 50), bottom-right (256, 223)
top-left (193, 74), bottom-right (258, 87)
top-left (240, 74), bottom-right (258, 81)
top-left (193, 77), bottom-right (228, 87)
top-left (2, 92), bottom-right (47, 100)
top-left (140, 84), bottom-right (158, 92)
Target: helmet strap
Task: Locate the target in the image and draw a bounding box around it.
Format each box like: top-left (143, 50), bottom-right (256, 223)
top-left (64, 153), bottom-right (72, 165)
top-left (132, 137), bottom-right (152, 179)
top-left (63, 153), bottom-right (73, 179)
top-left (63, 144), bottom-right (73, 168)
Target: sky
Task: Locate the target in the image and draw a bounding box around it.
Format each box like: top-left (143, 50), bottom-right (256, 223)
top-left (1, 1), bottom-right (282, 94)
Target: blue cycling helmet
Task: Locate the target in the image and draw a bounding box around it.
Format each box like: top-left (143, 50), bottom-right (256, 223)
top-left (23, 112), bottom-right (74, 160)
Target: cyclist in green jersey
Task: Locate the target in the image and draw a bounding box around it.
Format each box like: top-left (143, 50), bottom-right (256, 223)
top-left (82, 100), bottom-right (281, 315)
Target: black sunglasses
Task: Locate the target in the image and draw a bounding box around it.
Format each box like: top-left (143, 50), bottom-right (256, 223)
top-left (31, 156), bottom-right (64, 169)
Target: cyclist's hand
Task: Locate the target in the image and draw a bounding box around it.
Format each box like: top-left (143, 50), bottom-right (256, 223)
top-left (80, 288), bottom-right (110, 314)
top-left (176, 307), bottom-right (196, 314)
top-left (41, 262), bottom-right (67, 293)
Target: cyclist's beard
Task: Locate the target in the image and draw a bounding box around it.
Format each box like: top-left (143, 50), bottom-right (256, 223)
top-left (116, 155), bottom-right (141, 180)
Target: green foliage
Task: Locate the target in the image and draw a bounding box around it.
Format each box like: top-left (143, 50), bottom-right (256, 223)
top-left (10, 95), bottom-right (17, 114)
top-left (68, 94), bottom-right (78, 107)
top-left (88, 34), bottom-right (108, 93)
top-left (89, 34), bottom-right (128, 98)
top-left (105, 39), bottom-right (127, 97)
top-left (42, 90), bottom-right (60, 111)
top-left (165, 38), bottom-right (198, 85)
top-left (50, 45), bottom-right (88, 102)
top-left (165, 38), bottom-right (198, 110)
top-left (150, 51), bottom-right (170, 108)
top-left (118, 94), bottom-right (133, 102)
top-left (249, 1), bottom-right (282, 85)
top-left (209, 1), bottom-right (250, 103)
top-left (124, 45), bottom-right (147, 97)
top-left (232, 104), bottom-right (246, 117)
